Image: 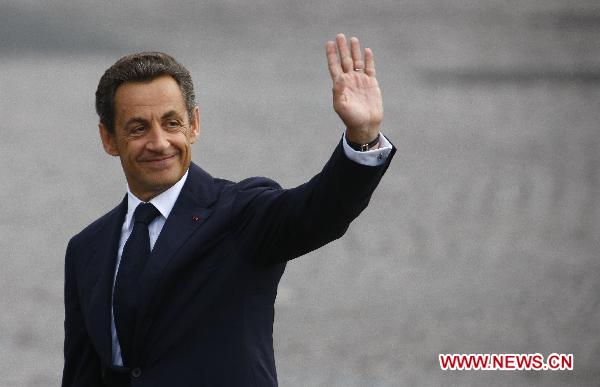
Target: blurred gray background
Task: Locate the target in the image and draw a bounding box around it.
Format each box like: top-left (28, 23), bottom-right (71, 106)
top-left (1, 0), bottom-right (599, 386)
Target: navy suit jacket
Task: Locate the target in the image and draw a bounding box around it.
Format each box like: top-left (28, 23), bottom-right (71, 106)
top-left (62, 141), bottom-right (395, 386)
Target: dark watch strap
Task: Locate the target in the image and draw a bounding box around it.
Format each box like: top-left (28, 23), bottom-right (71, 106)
top-left (347, 133), bottom-right (380, 151)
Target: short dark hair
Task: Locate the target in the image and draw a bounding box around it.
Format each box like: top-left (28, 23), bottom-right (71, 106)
top-left (95, 51), bottom-right (196, 133)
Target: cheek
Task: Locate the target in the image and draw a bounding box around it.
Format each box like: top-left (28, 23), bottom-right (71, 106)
top-left (123, 142), bottom-right (145, 161)
top-left (174, 132), bottom-right (194, 150)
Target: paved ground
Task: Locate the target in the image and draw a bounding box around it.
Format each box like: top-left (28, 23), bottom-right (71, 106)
top-left (1, 1), bottom-right (600, 386)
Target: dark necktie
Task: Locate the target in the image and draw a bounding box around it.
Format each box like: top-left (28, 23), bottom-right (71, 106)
top-left (113, 202), bottom-right (160, 366)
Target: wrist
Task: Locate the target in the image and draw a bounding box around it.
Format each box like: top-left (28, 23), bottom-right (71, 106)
top-left (345, 125), bottom-right (380, 144)
top-left (346, 132), bottom-right (380, 151)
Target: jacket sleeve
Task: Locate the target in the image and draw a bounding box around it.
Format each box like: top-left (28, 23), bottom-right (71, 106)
top-left (232, 139), bottom-right (396, 265)
top-left (62, 239), bottom-right (103, 387)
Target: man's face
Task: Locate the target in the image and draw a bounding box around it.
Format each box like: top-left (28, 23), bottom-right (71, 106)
top-left (99, 75), bottom-right (200, 201)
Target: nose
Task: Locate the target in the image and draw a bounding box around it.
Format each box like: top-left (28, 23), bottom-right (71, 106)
top-left (145, 123), bottom-right (169, 152)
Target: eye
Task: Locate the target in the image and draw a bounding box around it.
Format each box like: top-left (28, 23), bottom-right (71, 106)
top-left (130, 126), bottom-right (146, 135)
top-left (165, 120), bottom-right (181, 130)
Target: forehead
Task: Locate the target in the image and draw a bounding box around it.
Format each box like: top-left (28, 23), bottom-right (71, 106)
top-left (113, 75), bottom-right (187, 123)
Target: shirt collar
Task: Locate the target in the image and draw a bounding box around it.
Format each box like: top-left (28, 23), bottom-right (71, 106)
top-left (124, 169), bottom-right (189, 229)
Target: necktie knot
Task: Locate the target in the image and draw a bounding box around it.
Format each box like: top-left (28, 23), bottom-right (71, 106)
top-left (133, 202), bottom-right (160, 226)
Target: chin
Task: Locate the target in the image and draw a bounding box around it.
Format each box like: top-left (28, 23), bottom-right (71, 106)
top-left (152, 173), bottom-right (182, 188)
top-left (137, 171), bottom-right (178, 189)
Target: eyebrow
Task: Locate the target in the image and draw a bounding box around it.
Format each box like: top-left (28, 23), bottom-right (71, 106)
top-left (123, 110), bottom-right (184, 128)
top-left (124, 117), bottom-right (148, 128)
top-left (161, 110), bottom-right (184, 121)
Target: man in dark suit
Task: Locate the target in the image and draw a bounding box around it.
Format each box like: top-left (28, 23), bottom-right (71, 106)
top-left (62, 34), bottom-right (395, 386)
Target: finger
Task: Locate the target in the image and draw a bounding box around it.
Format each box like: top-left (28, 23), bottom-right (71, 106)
top-left (350, 37), bottom-right (364, 71)
top-left (364, 47), bottom-right (376, 77)
top-left (336, 33), bottom-right (353, 73)
top-left (325, 41), bottom-right (341, 81)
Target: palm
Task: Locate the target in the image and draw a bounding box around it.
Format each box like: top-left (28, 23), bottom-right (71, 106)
top-left (332, 72), bottom-right (382, 132)
top-left (326, 34), bottom-right (383, 142)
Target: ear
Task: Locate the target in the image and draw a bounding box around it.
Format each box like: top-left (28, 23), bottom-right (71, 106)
top-left (99, 123), bottom-right (120, 156)
top-left (189, 106), bottom-right (201, 144)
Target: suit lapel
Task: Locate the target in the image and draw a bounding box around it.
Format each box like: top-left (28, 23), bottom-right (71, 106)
top-left (132, 163), bottom-right (217, 363)
top-left (85, 196), bottom-right (127, 366)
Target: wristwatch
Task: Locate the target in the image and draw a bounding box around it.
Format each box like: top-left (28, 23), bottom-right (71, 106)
top-left (346, 133), bottom-right (380, 151)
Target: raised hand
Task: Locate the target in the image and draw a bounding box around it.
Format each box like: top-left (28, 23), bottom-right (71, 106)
top-left (326, 34), bottom-right (383, 146)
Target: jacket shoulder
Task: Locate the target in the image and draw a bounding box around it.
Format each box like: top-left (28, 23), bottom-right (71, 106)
top-left (212, 176), bottom-right (282, 199)
top-left (235, 176), bottom-right (282, 191)
top-left (68, 202), bottom-right (124, 249)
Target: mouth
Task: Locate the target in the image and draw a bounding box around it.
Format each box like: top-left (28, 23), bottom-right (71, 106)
top-left (140, 153), bottom-right (177, 163)
top-left (139, 153), bottom-right (178, 168)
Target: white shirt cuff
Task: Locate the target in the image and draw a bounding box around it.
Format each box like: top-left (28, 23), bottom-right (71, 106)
top-left (342, 132), bottom-right (393, 166)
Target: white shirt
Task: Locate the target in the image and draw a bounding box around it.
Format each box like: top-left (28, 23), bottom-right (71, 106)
top-left (111, 133), bottom-right (393, 365)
